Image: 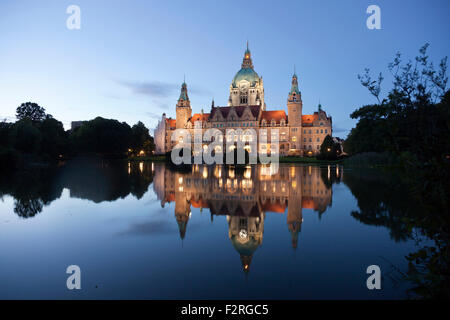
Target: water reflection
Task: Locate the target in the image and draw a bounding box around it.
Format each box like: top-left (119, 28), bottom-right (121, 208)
top-left (0, 159), bottom-right (155, 218)
top-left (0, 160), bottom-right (441, 298)
top-left (153, 164), bottom-right (342, 272)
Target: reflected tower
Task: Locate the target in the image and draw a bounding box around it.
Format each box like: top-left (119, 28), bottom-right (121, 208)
top-left (227, 212), bottom-right (265, 273)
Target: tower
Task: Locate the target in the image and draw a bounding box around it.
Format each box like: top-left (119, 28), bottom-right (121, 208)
top-left (287, 70), bottom-right (303, 151)
top-left (176, 81), bottom-right (192, 129)
top-left (229, 43), bottom-right (265, 109)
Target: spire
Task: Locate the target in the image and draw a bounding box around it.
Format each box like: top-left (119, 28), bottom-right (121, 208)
top-left (178, 81), bottom-right (189, 103)
top-left (289, 71), bottom-right (300, 96)
top-left (211, 97), bottom-right (215, 108)
top-left (240, 254), bottom-right (253, 274)
top-left (242, 42), bottom-right (253, 69)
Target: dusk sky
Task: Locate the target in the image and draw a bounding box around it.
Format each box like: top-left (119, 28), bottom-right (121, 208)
top-left (1, 0), bottom-right (449, 137)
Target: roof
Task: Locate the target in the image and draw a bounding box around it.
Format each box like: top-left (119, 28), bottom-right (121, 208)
top-left (301, 113), bottom-right (318, 125)
top-left (232, 68), bottom-right (260, 87)
top-left (302, 198), bottom-right (317, 210)
top-left (261, 110), bottom-right (287, 123)
top-left (165, 118), bottom-right (176, 128)
top-left (261, 200), bottom-right (286, 213)
top-left (210, 105), bottom-right (261, 119)
top-left (189, 113), bottom-right (210, 123)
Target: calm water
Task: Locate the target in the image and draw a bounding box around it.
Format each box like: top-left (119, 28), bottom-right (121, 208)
top-left (0, 160), bottom-right (430, 299)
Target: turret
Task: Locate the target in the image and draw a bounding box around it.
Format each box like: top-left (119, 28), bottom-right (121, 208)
top-left (176, 81), bottom-right (192, 129)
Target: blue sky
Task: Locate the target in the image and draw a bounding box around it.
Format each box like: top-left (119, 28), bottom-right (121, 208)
top-left (0, 0), bottom-right (449, 137)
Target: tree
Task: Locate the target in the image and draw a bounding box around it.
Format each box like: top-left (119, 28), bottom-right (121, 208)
top-left (70, 117), bottom-right (132, 156)
top-left (318, 135), bottom-right (339, 160)
top-left (346, 44), bottom-right (449, 160)
top-left (130, 121), bottom-right (150, 153)
top-left (0, 122), bottom-right (13, 148)
top-left (16, 102), bottom-right (46, 122)
top-left (11, 119), bottom-right (42, 153)
top-left (39, 117), bottom-right (68, 158)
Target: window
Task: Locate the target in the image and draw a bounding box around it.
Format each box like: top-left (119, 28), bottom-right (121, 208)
top-left (309, 130), bottom-right (311, 134)
top-left (325, 129), bottom-right (328, 133)
top-left (309, 138), bottom-right (312, 142)
top-left (317, 138), bottom-right (320, 142)
top-left (316, 130), bottom-right (319, 134)
top-left (317, 145), bottom-right (320, 150)
top-left (303, 129), bottom-right (306, 133)
top-left (303, 138), bottom-right (306, 142)
top-left (321, 129), bottom-right (323, 133)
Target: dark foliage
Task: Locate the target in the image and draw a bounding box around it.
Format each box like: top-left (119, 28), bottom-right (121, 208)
top-left (317, 135), bottom-right (340, 160)
top-left (16, 102), bottom-right (47, 122)
top-left (70, 117), bottom-right (132, 156)
top-left (346, 44), bottom-right (450, 299)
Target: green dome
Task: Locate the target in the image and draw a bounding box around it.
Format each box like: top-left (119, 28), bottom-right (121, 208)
top-left (230, 235), bottom-right (260, 256)
top-left (232, 68), bottom-right (260, 88)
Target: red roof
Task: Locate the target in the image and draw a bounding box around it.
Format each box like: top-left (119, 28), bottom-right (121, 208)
top-left (302, 198), bottom-right (317, 210)
top-left (165, 118), bottom-right (176, 128)
top-left (261, 200), bottom-right (286, 213)
top-left (261, 110), bottom-right (287, 123)
top-left (302, 113), bottom-right (318, 125)
top-left (189, 113), bottom-right (210, 123)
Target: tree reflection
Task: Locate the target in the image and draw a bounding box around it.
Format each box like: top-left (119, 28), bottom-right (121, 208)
top-left (343, 167), bottom-right (450, 298)
top-left (0, 159), bottom-right (154, 218)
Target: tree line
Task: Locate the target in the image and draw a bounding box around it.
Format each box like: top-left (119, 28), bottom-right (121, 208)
top-left (343, 44), bottom-right (449, 298)
top-left (0, 102), bottom-right (155, 167)
top-left (344, 44), bottom-right (449, 165)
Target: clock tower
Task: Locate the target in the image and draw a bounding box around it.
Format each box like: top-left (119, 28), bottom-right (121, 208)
top-left (287, 70), bottom-right (302, 153)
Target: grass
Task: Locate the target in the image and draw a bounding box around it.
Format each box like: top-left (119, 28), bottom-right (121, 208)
top-left (279, 156), bottom-right (343, 164)
top-left (127, 155), bottom-right (167, 162)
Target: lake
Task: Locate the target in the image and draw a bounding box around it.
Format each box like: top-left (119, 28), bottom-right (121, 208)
top-left (0, 159), bottom-right (431, 299)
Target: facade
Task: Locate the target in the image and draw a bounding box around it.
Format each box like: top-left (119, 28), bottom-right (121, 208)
top-left (154, 45), bottom-right (332, 156)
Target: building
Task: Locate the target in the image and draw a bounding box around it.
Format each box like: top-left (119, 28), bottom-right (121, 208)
top-left (154, 44), bottom-right (332, 156)
top-left (70, 121), bottom-right (87, 131)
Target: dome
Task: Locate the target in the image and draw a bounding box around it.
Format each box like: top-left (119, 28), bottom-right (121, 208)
top-left (230, 235), bottom-right (260, 256)
top-left (232, 68), bottom-right (260, 88)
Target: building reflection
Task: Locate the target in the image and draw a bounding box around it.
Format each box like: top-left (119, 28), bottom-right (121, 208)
top-left (153, 163), bottom-right (334, 273)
